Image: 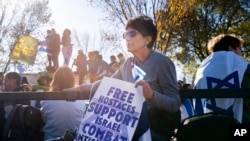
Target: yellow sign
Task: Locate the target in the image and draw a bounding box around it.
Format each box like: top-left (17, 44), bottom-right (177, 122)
top-left (11, 35), bottom-right (39, 65)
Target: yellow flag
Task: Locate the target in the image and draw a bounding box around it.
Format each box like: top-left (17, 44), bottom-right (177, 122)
top-left (11, 35), bottom-right (39, 65)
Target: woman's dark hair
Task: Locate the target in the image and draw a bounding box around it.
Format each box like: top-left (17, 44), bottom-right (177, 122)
top-left (125, 15), bottom-right (157, 49)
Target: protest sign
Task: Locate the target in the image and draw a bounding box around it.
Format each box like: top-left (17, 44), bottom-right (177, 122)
top-left (74, 77), bottom-right (144, 141)
top-left (11, 35), bottom-right (39, 65)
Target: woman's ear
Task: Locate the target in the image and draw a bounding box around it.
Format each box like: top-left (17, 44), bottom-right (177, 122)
top-left (145, 36), bottom-right (152, 46)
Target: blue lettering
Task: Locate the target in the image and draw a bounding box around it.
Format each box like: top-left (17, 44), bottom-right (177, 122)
top-left (110, 98), bottom-right (118, 106)
top-left (104, 131), bottom-right (112, 141)
top-left (107, 87), bottom-right (115, 96)
top-left (93, 104), bottom-right (102, 114)
top-left (106, 122), bottom-right (112, 129)
top-left (130, 116), bottom-right (139, 128)
top-left (87, 102), bottom-right (96, 112)
top-left (120, 91), bottom-right (128, 101)
top-left (98, 95), bottom-right (105, 102)
top-left (95, 117), bottom-right (102, 125)
top-left (95, 128), bottom-right (105, 140)
top-left (116, 102), bottom-right (122, 109)
top-left (127, 93), bottom-right (135, 103)
top-left (129, 106), bottom-right (136, 114)
top-left (113, 134), bottom-right (119, 141)
top-left (111, 123), bottom-right (119, 132)
top-left (113, 88), bottom-right (122, 99)
top-left (103, 97), bottom-right (109, 104)
top-left (88, 125), bottom-right (97, 136)
top-left (121, 103), bottom-right (127, 111)
top-left (100, 106), bottom-right (109, 116)
top-left (107, 109), bottom-right (116, 119)
top-left (120, 136), bottom-right (127, 141)
top-left (115, 112), bottom-right (123, 122)
top-left (106, 87), bottom-right (135, 104)
top-left (83, 123), bottom-right (90, 133)
top-left (76, 133), bottom-right (84, 140)
top-left (122, 114), bottom-right (131, 126)
top-left (75, 133), bottom-right (95, 141)
top-left (102, 119), bottom-right (108, 127)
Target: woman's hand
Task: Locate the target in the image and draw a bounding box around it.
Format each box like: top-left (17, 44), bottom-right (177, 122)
top-left (135, 80), bottom-right (154, 100)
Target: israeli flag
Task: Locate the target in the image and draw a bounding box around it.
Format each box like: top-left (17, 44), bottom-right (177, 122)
top-left (38, 46), bottom-right (47, 52)
top-left (131, 63), bottom-right (152, 141)
top-left (131, 63), bottom-right (146, 83)
top-left (180, 99), bottom-right (194, 121)
top-left (193, 51), bottom-right (248, 123)
top-left (38, 46), bottom-right (52, 56)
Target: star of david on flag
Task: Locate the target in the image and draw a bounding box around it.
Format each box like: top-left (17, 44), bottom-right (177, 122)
top-left (195, 71), bottom-right (240, 116)
top-left (131, 63), bottom-right (152, 141)
top-left (206, 71), bottom-right (240, 89)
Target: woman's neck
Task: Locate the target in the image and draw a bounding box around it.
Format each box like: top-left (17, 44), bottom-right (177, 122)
top-left (133, 48), bottom-right (152, 62)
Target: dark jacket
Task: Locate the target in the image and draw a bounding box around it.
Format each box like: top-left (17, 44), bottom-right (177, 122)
top-left (0, 86), bottom-right (30, 139)
top-left (242, 64), bottom-right (250, 123)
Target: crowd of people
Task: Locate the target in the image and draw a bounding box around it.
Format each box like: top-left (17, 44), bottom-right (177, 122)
top-left (41, 27), bottom-right (126, 85)
top-left (73, 50), bottom-right (126, 84)
top-left (0, 14), bottom-right (250, 141)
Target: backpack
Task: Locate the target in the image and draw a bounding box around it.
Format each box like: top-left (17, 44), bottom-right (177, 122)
top-left (3, 104), bottom-right (45, 141)
top-left (147, 107), bottom-right (181, 138)
top-left (170, 112), bottom-right (240, 141)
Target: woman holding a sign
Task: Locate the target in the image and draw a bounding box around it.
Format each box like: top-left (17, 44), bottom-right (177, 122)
top-left (64, 15), bottom-right (181, 141)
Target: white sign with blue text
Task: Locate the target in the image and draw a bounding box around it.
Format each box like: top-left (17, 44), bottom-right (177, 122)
top-left (74, 77), bottom-right (144, 141)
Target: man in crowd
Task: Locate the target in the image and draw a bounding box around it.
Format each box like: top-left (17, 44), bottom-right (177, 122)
top-left (0, 72), bottom-right (30, 138)
top-left (193, 34), bottom-right (250, 123)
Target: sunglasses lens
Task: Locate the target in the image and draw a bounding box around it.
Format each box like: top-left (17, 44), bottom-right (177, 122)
top-left (129, 31), bottom-right (136, 37)
top-left (123, 31), bottom-right (137, 39)
top-left (123, 33), bottom-right (126, 39)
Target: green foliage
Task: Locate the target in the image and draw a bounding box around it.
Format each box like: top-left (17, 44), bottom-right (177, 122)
top-left (156, 0), bottom-right (250, 79)
top-left (230, 22), bottom-right (250, 62)
top-left (88, 0), bottom-right (250, 81)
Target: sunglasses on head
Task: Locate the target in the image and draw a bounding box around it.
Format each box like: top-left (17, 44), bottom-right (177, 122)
top-left (123, 30), bottom-right (138, 39)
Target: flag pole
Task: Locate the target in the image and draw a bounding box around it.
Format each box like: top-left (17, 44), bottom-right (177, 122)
top-left (14, 61), bottom-right (18, 72)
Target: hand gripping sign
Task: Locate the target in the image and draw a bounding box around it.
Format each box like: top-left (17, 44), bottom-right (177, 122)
top-left (74, 77), bottom-right (145, 141)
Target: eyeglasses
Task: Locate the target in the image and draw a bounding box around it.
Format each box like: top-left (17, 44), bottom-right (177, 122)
top-left (123, 30), bottom-right (138, 39)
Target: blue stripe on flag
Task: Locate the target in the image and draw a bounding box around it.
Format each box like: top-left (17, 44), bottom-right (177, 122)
top-left (131, 63), bottom-right (146, 83)
top-left (132, 102), bottom-right (152, 141)
top-left (134, 75), bottom-right (140, 82)
top-left (183, 99), bottom-right (194, 117)
top-left (194, 98), bottom-right (204, 115)
top-left (38, 46), bottom-right (47, 52)
top-left (134, 67), bottom-right (146, 77)
top-left (131, 63), bottom-right (151, 140)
